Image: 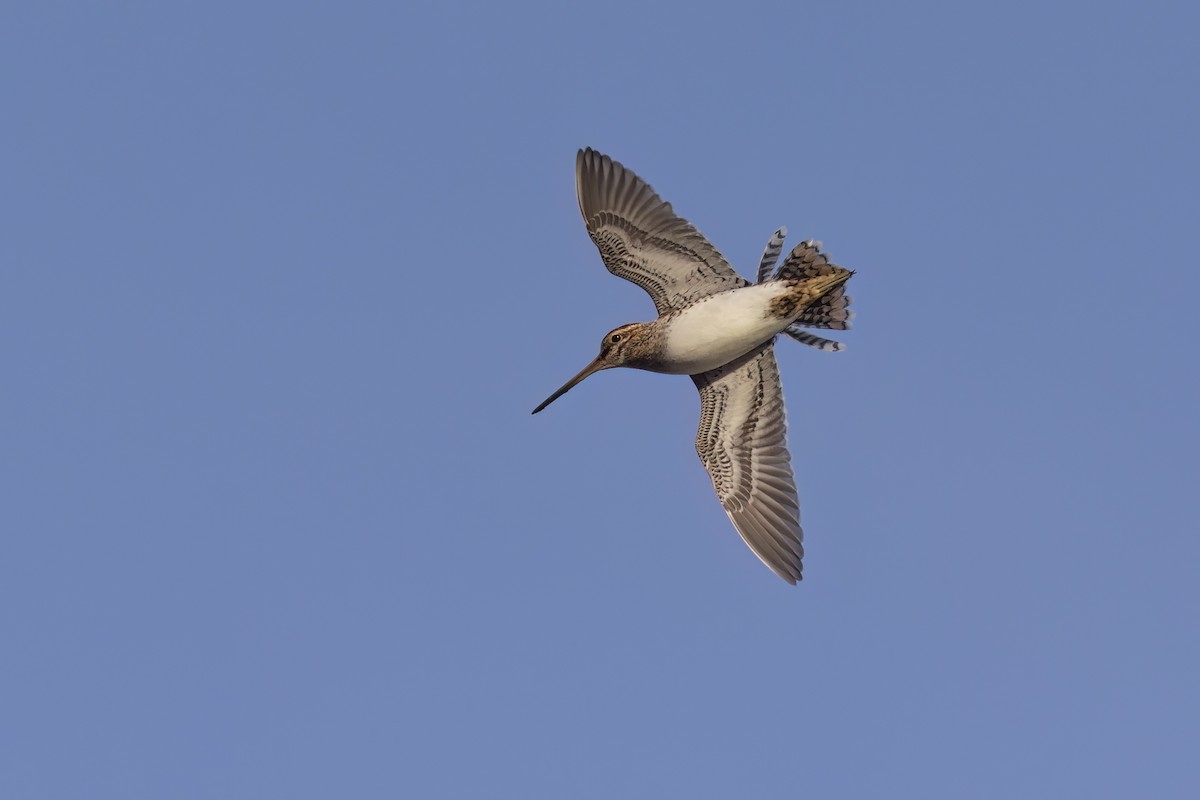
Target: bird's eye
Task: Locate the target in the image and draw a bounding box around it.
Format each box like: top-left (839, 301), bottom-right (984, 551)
top-left (610, 333), bottom-right (622, 343)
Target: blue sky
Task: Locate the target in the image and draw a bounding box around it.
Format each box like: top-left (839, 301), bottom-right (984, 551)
top-left (3, 2), bottom-right (1198, 797)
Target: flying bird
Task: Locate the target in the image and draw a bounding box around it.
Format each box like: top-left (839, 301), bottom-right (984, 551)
top-left (533, 148), bottom-right (854, 583)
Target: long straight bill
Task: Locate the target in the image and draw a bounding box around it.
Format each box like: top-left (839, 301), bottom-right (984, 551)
top-left (532, 356), bottom-right (606, 414)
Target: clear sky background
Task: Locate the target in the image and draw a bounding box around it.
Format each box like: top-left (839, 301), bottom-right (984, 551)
top-left (3, 2), bottom-right (1198, 797)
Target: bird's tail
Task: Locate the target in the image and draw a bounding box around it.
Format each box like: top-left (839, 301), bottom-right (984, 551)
top-left (773, 240), bottom-right (854, 333)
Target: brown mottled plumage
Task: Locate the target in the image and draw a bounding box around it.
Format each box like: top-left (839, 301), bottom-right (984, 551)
top-left (533, 148), bottom-right (856, 583)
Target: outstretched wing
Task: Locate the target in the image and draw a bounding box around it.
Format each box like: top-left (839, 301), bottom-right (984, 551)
top-left (576, 148), bottom-right (747, 315)
top-left (692, 343), bottom-right (803, 583)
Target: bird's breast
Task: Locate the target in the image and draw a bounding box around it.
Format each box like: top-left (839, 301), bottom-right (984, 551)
top-left (658, 285), bottom-right (794, 375)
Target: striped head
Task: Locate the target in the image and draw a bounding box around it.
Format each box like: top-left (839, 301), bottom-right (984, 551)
top-left (531, 322), bottom-right (656, 414)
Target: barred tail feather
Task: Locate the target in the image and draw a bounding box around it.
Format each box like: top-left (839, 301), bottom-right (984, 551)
top-left (782, 326), bottom-right (845, 352)
top-left (775, 240), bottom-right (854, 330)
top-left (755, 227), bottom-right (787, 284)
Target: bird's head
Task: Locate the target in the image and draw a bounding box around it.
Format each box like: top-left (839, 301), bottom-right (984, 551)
top-left (532, 322), bottom-right (651, 414)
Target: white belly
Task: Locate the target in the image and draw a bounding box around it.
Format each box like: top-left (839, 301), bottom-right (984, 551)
top-left (659, 284), bottom-right (793, 374)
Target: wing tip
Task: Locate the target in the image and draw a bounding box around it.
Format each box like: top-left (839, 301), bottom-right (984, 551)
top-left (725, 505), bottom-right (804, 585)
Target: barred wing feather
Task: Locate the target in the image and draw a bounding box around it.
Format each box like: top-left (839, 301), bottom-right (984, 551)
top-left (576, 148), bottom-right (747, 314)
top-left (692, 344), bottom-right (804, 583)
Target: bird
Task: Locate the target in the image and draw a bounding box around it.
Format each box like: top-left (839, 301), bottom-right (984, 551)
top-left (533, 148), bottom-right (854, 583)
